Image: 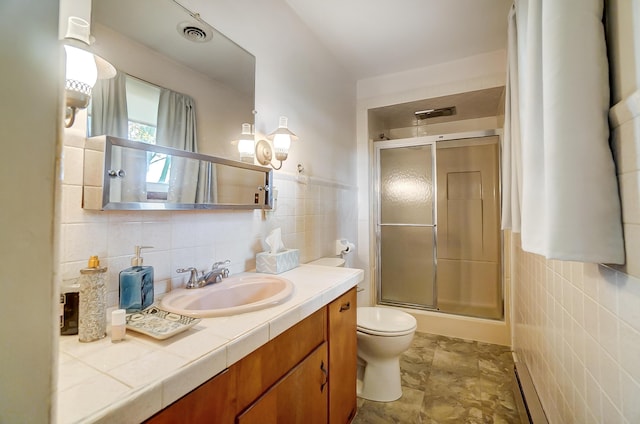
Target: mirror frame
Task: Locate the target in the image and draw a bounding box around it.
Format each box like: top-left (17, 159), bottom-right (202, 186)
top-left (83, 136), bottom-right (273, 211)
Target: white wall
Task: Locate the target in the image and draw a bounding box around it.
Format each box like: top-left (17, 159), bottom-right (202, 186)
top-left (355, 50), bottom-right (506, 307)
top-left (0, 1), bottom-right (60, 422)
top-left (58, 0), bottom-right (357, 318)
top-left (511, 1), bottom-right (640, 422)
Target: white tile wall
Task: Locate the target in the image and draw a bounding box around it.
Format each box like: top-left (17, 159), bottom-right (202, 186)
top-left (513, 243), bottom-right (640, 424)
top-left (59, 128), bottom-right (358, 310)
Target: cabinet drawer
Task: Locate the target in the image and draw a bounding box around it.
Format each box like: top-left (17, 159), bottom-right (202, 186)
top-left (236, 307), bottom-right (326, 409)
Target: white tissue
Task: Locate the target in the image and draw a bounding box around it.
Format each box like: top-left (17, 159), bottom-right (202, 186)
top-left (265, 228), bottom-right (285, 254)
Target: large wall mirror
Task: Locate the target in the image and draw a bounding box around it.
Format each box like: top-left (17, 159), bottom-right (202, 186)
top-left (85, 0), bottom-right (262, 210)
top-left (90, 0), bottom-right (255, 158)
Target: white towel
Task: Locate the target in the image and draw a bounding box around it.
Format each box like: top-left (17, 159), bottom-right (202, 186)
top-left (501, 5), bottom-right (522, 233)
top-left (507, 0), bottom-right (624, 264)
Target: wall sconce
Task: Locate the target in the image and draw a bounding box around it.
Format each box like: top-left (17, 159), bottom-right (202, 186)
top-left (237, 123), bottom-right (255, 163)
top-left (63, 17), bottom-right (115, 128)
top-left (255, 116), bottom-right (298, 170)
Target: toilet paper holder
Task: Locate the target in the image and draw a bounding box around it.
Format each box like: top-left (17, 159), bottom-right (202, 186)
top-left (335, 239), bottom-right (355, 256)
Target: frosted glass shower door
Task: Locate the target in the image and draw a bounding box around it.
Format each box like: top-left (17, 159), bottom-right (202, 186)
top-left (376, 140), bottom-right (436, 309)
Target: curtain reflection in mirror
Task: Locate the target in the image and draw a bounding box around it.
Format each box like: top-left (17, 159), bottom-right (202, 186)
top-left (91, 70), bottom-right (128, 138)
top-left (90, 73), bottom-right (220, 204)
top-left (156, 88), bottom-right (202, 203)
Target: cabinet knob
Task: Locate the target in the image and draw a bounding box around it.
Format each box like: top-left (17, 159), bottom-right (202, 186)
top-left (107, 169), bottom-right (126, 178)
top-left (339, 301), bottom-right (351, 312)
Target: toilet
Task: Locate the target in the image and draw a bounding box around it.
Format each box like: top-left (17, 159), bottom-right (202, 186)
top-left (307, 257), bottom-right (417, 402)
top-left (356, 307), bottom-right (416, 402)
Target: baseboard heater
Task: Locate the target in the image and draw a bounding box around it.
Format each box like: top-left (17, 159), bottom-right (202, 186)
top-left (512, 353), bottom-right (549, 424)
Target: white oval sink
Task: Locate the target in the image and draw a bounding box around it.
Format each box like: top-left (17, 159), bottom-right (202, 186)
top-left (160, 274), bottom-right (294, 318)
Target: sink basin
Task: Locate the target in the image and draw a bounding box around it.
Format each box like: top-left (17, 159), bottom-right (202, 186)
top-left (160, 274), bottom-right (294, 318)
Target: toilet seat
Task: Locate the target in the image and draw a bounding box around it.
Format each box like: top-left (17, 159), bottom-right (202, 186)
top-left (357, 307), bottom-right (417, 337)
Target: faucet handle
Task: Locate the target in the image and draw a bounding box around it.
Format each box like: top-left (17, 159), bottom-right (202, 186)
top-left (211, 260), bottom-right (231, 270)
top-left (176, 267), bottom-right (199, 288)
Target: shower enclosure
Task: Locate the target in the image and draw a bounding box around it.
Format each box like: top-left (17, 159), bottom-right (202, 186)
top-left (375, 131), bottom-right (503, 320)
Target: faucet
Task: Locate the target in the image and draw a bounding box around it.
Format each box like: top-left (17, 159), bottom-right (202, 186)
top-left (176, 260), bottom-right (230, 289)
top-left (176, 267), bottom-right (201, 289)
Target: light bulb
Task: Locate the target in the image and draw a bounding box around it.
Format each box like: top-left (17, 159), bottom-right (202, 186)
top-left (64, 45), bottom-right (97, 89)
top-left (273, 133), bottom-right (291, 156)
top-left (237, 123), bottom-right (255, 163)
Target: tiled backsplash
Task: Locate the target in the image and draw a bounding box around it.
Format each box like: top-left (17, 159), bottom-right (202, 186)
top-left (513, 238), bottom-right (640, 423)
top-left (59, 127), bottom-right (357, 309)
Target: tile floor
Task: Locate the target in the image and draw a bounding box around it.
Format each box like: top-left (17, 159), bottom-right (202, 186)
top-left (353, 332), bottom-right (523, 424)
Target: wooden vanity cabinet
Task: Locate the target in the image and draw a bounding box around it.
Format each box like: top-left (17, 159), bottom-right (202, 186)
top-left (145, 287), bottom-right (357, 424)
top-left (328, 288), bottom-right (358, 424)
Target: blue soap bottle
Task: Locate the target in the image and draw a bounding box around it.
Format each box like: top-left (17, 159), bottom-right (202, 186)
top-left (119, 246), bottom-right (154, 313)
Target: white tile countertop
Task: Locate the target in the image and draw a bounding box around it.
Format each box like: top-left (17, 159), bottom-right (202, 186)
top-left (57, 264), bottom-right (363, 424)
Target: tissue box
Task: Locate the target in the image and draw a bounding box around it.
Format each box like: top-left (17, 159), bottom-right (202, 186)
top-left (256, 249), bottom-right (300, 274)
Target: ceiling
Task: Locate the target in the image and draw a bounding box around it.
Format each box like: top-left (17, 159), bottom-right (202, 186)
top-left (284, 0), bottom-right (512, 80)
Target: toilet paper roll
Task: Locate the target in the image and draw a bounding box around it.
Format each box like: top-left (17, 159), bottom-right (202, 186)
top-left (336, 239), bottom-right (356, 255)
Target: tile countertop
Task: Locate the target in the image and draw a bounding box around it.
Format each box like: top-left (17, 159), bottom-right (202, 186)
top-left (57, 264), bottom-right (364, 424)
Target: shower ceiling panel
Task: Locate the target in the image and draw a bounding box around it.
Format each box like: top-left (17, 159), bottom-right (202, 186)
top-left (369, 86), bottom-right (505, 130)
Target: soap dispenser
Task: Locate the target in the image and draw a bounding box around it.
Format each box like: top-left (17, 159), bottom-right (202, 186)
top-left (119, 246), bottom-right (154, 313)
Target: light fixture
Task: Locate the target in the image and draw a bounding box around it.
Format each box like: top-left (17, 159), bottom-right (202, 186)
top-left (63, 17), bottom-right (115, 128)
top-left (255, 116), bottom-right (298, 170)
top-left (237, 123), bottom-right (255, 163)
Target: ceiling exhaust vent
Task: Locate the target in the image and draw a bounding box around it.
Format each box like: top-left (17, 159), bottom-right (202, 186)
top-left (414, 106), bottom-right (456, 120)
top-left (177, 21), bottom-right (212, 43)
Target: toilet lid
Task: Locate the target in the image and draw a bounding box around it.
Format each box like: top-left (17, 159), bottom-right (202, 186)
top-left (357, 307), bottom-right (417, 335)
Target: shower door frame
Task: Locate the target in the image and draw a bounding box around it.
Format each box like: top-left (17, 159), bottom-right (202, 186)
top-left (374, 129), bottom-right (503, 314)
top-left (374, 136), bottom-right (438, 310)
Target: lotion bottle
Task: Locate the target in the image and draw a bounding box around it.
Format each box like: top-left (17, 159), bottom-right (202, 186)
top-left (119, 246), bottom-right (154, 313)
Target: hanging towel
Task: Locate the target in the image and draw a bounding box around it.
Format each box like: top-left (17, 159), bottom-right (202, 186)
top-left (501, 5), bottom-right (522, 233)
top-left (506, 0), bottom-right (624, 264)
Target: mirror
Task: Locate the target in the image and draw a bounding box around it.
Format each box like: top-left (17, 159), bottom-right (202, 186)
top-left (90, 0), bottom-right (255, 157)
top-left (83, 136), bottom-right (273, 210)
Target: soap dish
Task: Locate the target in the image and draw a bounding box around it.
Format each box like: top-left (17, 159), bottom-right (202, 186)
top-left (125, 306), bottom-right (201, 340)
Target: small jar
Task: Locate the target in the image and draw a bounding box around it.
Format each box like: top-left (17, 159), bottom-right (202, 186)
top-left (78, 256), bottom-right (108, 342)
top-left (111, 309), bottom-right (126, 343)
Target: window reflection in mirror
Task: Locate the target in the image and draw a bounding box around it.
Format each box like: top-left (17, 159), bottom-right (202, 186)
top-left (126, 76), bottom-right (159, 143)
top-left (84, 137), bottom-right (272, 210)
top-left (90, 75), bottom-right (175, 197)
top-left (91, 0), bottom-right (256, 159)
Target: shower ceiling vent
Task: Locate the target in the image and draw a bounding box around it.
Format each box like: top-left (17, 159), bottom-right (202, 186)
top-left (414, 106), bottom-right (457, 120)
top-left (177, 21), bottom-right (212, 42)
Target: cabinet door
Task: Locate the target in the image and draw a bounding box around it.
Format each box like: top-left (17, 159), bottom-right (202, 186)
top-left (145, 367), bottom-right (236, 424)
top-left (236, 308), bottom-right (326, 410)
top-left (237, 342), bottom-right (329, 424)
top-left (328, 288), bottom-right (357, 424)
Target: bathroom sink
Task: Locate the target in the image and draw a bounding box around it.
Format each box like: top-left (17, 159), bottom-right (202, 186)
top-left (160, 274), bottom-right (294, 318)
